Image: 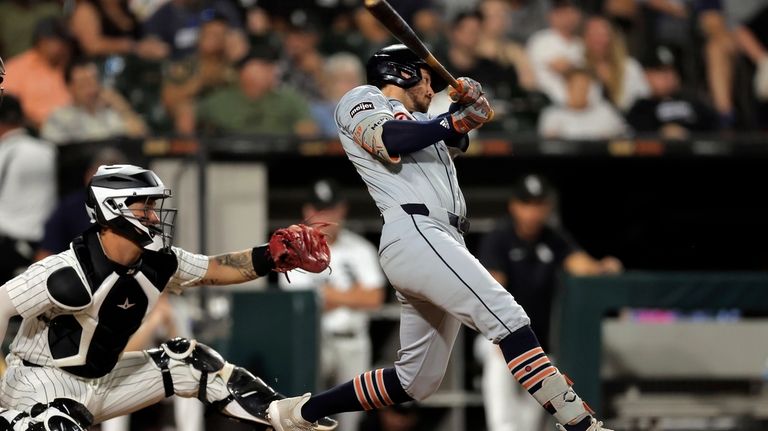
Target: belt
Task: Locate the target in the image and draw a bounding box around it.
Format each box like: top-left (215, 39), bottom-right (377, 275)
top-left (329, 331), bottom-right (360, 339)
top-left (383, 203), bottom-right (470, 235)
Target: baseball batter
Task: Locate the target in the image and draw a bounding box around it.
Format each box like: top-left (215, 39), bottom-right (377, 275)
top-left (269, 45), bottom-right (612, 431)
top-left (0, 163), bottom-right (336, 431)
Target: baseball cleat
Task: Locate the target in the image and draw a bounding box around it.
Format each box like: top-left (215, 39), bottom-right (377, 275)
top-left (268, 393), bottom-right (337, 431)
top-left (556, 418), bottom-right (613, 431)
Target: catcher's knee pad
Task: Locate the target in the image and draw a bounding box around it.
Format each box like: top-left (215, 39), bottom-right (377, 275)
top-left (12, 399), bottom-right (93, 431)
top-left (148, 338), bottom-right (276, 426)
top-left (148, 337), bottom-right (227, 402)
top-left (531, 371), bottom-right (594, 425)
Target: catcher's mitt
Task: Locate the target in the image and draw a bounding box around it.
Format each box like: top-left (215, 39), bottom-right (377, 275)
top-left (268, 224), bottom-right (330, 273)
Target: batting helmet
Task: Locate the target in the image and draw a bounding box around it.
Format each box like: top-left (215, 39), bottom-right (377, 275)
top-left (366, 44), bottom-right (447, 93)
top-left (86, 165), bottom-right (177, 252)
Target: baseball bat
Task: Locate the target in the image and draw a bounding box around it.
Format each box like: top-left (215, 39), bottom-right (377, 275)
top-left (364, 0), bottom-right (459, 91)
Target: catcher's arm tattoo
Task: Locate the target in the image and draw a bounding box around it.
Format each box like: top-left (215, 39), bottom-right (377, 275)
top-left (197, 249), bottom-right (259, 286)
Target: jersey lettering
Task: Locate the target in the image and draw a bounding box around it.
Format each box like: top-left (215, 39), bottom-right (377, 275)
top-left (350, 102), bottom-right (375, 118)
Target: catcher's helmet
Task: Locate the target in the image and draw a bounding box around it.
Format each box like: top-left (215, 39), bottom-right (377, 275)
top-left (86, 165), bottom-right (177, 252)
top-left (366, 44), bottom-right (447, 93)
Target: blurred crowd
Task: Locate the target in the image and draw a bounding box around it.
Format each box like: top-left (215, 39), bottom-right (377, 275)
top-left (2, 0), bottom-right (768, 143)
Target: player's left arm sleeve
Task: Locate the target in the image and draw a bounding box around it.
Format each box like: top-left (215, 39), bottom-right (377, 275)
top-left (380, 114), bottom-right (467, 155)
top-left (169, 245), bottom-right (276, 291)
top-left (166, 247), bottom-right (211, 293)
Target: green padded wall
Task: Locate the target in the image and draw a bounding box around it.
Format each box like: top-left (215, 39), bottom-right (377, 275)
top-left (225, 290), bottom-right (320, 396)
top-left (556, 272), bottom-right (768, 413)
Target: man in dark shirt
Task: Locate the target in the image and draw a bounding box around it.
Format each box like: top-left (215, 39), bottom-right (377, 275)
top-left (627, 46), bottom-right (720, 138)
top-left (479, 174), bottom-right (622, 350)
top-left (143, 0), bottom-right (244, 60)
top-left (477, 174), bottom-right (622, 431)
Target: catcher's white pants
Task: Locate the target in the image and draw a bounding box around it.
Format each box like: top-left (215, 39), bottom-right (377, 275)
top-left (100, 397), bottom-right (203, 431)
top-left (378, 212), bottom-right (530, 401)
top-left (0, 350), bottom-right (230, 425)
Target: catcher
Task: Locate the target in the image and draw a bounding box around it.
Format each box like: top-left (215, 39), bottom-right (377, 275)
top-left (0, 164), bottom-right (336, 431)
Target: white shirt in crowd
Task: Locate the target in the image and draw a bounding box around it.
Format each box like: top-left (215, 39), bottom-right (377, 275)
top-left (527, 28), bottom-right (585, 105)
top-left (617, 58), bottom-right (651, 112)
top-left (0, 129), bottom-right (56, 241)
top-left (279, 229), bottom-right (386, 335)
top-left (538, 101), bottom-right (627, 140)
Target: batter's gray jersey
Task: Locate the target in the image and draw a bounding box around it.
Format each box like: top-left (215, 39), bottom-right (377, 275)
top-left (335, 85), bottom-right (466, 217)
top-left (335, 85), bottom-right (529, 401)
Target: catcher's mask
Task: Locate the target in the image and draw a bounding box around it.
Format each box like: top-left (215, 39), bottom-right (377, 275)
top-left (0, 56), bottom-right (5, 105)
top-left (86, 165), bottom-right (177, 252)
top-left (366, 44), bottom-right (446, 93)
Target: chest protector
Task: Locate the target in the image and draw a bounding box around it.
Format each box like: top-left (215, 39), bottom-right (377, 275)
top-left (45, 227), bottom-right (178, 378)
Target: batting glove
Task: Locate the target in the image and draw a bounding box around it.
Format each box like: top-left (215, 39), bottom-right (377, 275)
top-left (450, 95), bottom-right (494, 134)
top-left (449, 77), bottom-right (483, 105)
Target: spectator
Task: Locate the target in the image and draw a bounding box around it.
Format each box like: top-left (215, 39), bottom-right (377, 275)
top-left (312, 53), bottom-right (365, 138)
top-left (0, 0), bottom-right (62, 59)
top-left (527, 0), bottom-right (585, 104)
top-left (142, 0), bottom-right (246, 60)
top-left (439, 11), bottom-right (531, 125)
top-left (735, 4), bottom-right (768, 102)
top-left (69, 0), bottom-right (168, 60)
top-left (279, 9), bottom-right (326, 102)
top-left (41, 58), bottom-right (147, 144)
top-left (350, 7), bottom-right (397, 60)
top-left (627, 46), bottom-right (720, 138)
top-left (0, 95), bottom-right (56, 283)
top-left (539, 68), bottom-right (627, 139)
top-left (3, 17), bottom-right (73, 128)
top-left (697, 1), bottom-right (737, 127)
top-left (583, 15), bottom-right (650, 111)
top-left (196, 49), bottom-right (318, 136)
top-left (476, 0), bottom-right (537, 91)
top-left (162, 13), bottom-right (237, 134)
top-left (245, 6), bottom-right (281, 53)
top-left (388, 0), bottom-right (442, 43)
top-left (127, 0), bottom-right (172, 22)
top-left (477, 174), bottom-right (622, 431)
top-left (279, 179), bottom-right (386, 431)
top-left (507, 0), bottom-right (553, 43)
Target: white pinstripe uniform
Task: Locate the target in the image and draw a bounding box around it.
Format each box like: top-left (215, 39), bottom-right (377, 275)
top-left (0, 238), bottom-right (226, 427)
top-left (335, 85), bottom-right (530, 400)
